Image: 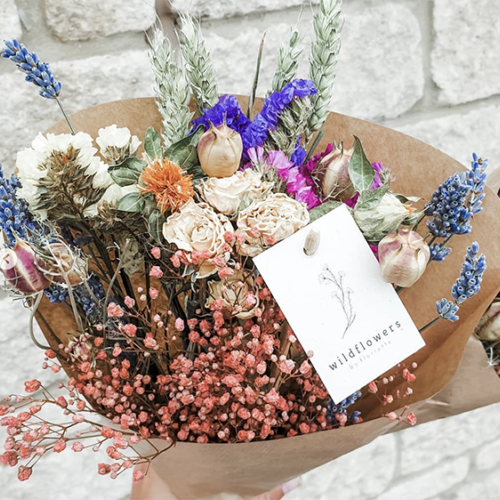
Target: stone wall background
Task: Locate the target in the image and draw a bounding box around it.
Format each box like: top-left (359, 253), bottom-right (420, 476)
top-left (1, 0), bottom-right (500, 499)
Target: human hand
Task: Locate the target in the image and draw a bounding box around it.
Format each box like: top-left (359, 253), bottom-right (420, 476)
top-left (248, 478), bottom-right (302, 500)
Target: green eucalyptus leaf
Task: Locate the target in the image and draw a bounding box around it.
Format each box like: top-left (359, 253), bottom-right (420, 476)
top-left (348, 136), bottom-right (375, 194)
top-left (145, 127), bottom-right (162, 160)
top-left (117, 192), bottom-right (145, 213)
top-left (148, 210), bottom-right (165, 245)
top-left (165, 126), bottom-right (205, 171)
top-left (110, 165), bottom-right (143, 187)
top-left (356, 185), bottom-right (390, 211)
top-left (109, 156), bottom-right (146, 172)
top-left (395, 193), bottom-right (423, 204)
top-left (308, 200), bottom-right (342, 223)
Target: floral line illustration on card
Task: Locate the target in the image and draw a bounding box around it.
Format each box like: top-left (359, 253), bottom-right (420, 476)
top-left (319, 264), bottom-right (356, 338)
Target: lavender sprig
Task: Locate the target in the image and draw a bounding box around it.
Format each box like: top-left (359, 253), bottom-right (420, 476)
top-left (451, 241), bottom-right (486, 305)
top-left (0, 165), bottom-right (36, 247)
top-left (1, 39), bottom-right (74, 134)
top-left (420, 242), bottom-right (486, 332)
top-left (425, 153), bottom-right (487, 261)
top-left (2, 39), bottom-right (61, 99)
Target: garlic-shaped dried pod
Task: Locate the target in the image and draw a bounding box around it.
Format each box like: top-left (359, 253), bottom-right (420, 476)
top-left (320, 145), bottom-right (355, 201)
top-left (1, 241), bottom-right (51, 293)
top-left (379, 229), bottom-right (430, 288)
top-left (197, 123), bottom-right (243, 178)
top-left (475, 300), bottom-right (500, 341)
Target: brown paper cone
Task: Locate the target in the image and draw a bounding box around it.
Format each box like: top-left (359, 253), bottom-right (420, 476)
top-left (128, 336), bottom-right (499, 500)
top-left (40, 98), bottom-right (500, 498)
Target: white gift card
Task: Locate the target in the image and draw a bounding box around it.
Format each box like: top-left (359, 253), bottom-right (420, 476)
top-left (253, 204), bottom-right (425, 403)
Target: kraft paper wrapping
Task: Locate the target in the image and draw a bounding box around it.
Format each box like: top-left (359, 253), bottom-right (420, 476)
top-left (39, 98), bottom-right (500, 499)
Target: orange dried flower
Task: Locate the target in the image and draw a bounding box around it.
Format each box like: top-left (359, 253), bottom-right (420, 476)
top-left (139, 158), bottom-right (194, 214)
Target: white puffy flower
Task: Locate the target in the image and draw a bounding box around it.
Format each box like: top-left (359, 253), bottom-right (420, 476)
top-left (197, 169), bottom-right (272, 216)
top-left (85, 184), bottom-right (139, 217)
top-left (96, 125), bottom-right (141, 164)
top-left (16, 132), bottom-right (112, 216)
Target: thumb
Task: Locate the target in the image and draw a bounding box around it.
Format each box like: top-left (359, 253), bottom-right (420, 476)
top-left (250, 477), bottom-right (302, 500)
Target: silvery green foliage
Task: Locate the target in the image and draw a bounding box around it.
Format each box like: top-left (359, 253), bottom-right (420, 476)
top-left (271, 27), bottom-right (304, 93)
top-left (178, 15), bottom-right (219, 114)
top-left (308, 0), bottom-right (343, 139)
top-left (149, 27), bottom-right (193, 148)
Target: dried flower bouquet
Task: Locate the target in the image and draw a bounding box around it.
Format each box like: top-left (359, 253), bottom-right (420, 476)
top-left (1, 1), bottom-right (500, 497)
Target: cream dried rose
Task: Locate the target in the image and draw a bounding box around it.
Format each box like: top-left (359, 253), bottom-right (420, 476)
top-left (206, 271), bottom-right (259, 319)
top-left (162, 199), bottom-right (233, 278)
top-left (236, 193), bottom-right (310, 257)
top-left (198, 169), bottom-right (272, 216)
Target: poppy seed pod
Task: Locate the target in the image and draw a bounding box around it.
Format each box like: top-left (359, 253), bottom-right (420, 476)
top-left (197, 123), bottom-right (243, 178)
top-left (379, 229), bottom-right (430, 288)
top-left (1, 240), bottom-right (50, 293)
top-left (320, 145), bottom-right (355, 201)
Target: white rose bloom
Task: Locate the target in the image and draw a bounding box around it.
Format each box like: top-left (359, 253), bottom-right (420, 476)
top-left (162, 199), bottom-right (233, 278)
top-left (206, 271), bottom-right (260, 319)
top-left (236, 193), bottom-right (310, 257)
top-left (96, 125), bottom-right (141, 164)
top-left (197, 169), bottom-right (272, 216)
top-left (15, 132), bottom-right (112, 217)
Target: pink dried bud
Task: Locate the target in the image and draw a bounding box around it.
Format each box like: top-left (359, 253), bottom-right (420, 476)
top-left (378, 229), bottom-right (430, 288)
top-left (406, 412), bottom-right (417, 426)
top-left (2, 241), bottom-right (50, 293)
top-left (320, 145), bottom-right (355, 201)
top-left (197, 123), bottom-right (243, 178)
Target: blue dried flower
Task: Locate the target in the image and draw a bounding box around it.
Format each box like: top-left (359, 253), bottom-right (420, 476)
top-left (45, 284), bottom-right (69, 304)
top-left (192, 94), bottom-right (250, 134)
top-left (326, 391), bottom-right (362, 423)
top-left (434, 242), bottom-right (486, 324)
top-left (425, 153), bottom-right (487, 239)
top-left (451, 241), bottom-right (486, 305)
top-left (290, 138), bottom-right (306, 167)
top-left (0, 165), bottom-right (36, 246)
top-left (429, 243), bottom-right (452, 262)
top-left (1, 39), bottom-right (62, 99)
top-left (425, 173), bottom-right (472, 238)
top-left (74, 276), bottom-right (105, 320)
top-left (242, 79), bottom-right (317, 155)
top-left (436, 298), bottom-right (460, 322)
top-left (466, 153), bottom-right (487, 215)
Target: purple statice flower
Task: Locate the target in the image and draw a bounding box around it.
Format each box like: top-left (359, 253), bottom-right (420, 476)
top-left (1, 40), bottom-right (62, 99)
top-left (192, 94), bottom-right (250, 134)
top-left (285, 168), bottom-right (321, 209)
top-left (267, 150), bottom-right (294, 180)
top-left (301, 144), bottom-right (385, 210)
top-left (246, 147), bottom-right (320, 209)
top-left (241, 79), bottom-right (317, 156)
top-left (290, 137), bottom-right (306, 167)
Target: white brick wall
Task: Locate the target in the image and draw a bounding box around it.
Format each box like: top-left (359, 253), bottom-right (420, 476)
top-left (1, 0), bottom-right (500, 499)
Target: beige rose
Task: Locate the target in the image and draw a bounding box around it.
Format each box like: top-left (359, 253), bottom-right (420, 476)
top-left (162, 199), bottom-right (233, 278)
top-left (206, 271), bottom-right (259, 319)
top-left (236, 193), bottom-right (310, 257)
top-left (197, 169), bottom-right (272, 216)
